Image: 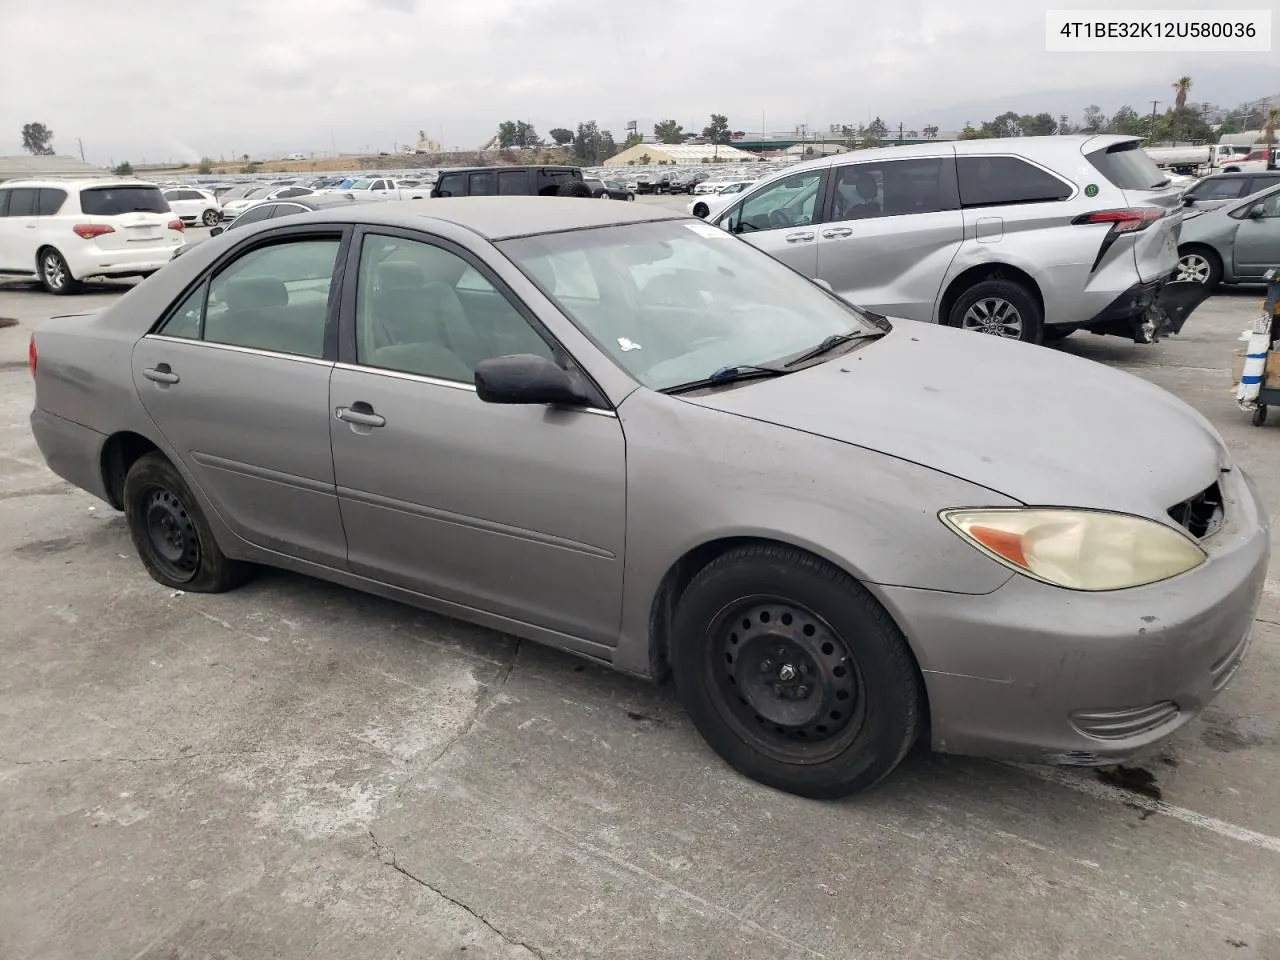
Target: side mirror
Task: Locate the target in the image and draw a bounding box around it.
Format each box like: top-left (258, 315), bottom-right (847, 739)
top-left (1249, 203), bottom-right (1266, 219)
top-left (209, 226), bottom-right (224, 237)
top-left (474, 354), bottom-right (592, 407)
top-left (1182, 196), bottom-right (1196, 206)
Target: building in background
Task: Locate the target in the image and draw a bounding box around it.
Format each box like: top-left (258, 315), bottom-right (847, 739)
top-left (0, 155), bottom-right (106, 183)
top-left (604, 142), bottom-right (759, 166)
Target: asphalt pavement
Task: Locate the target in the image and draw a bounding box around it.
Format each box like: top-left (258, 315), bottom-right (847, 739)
top-left (1, 221), bottom-right (1278, 959)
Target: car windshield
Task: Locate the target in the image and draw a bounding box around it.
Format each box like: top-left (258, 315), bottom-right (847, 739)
top-left (348, 179), bottom-right (375, 189)
top-left (499, 220), bottom-right (882, 391)
top-left (80, 186), bottom-right (168, 215)
top-left (243, 186), bottom-right (273, 199)
top-left (220, 184), bottom-right (260, 200)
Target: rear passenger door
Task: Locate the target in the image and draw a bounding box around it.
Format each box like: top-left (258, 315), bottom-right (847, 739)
top-left (813, 157), bottom-right (961, 322)
top-left (328, 228), bottom-right (627, 647)
top-left (131, 226), bottom-right (351, 568)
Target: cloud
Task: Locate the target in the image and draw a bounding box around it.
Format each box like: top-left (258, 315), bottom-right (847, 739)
top-left (0, 0), bottom-right (1270, 164)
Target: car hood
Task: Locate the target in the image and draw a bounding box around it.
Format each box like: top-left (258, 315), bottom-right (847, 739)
top-left (680, 320), bottom-right (1227, 519)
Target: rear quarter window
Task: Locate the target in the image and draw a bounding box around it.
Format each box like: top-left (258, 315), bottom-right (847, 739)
top-left (1086, 142), bottom-right (1168, 190)
top-left (80, 186), bottom-right (169, 215)
top-left (957, 157), bottom-right (1072, 207)
top-left (36, 188), bottom-right (67, 216)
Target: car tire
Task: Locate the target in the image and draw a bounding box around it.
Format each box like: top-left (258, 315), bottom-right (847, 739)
top-left (202, 208), bottom-right (220, 226)
top-left (627, 193), bottom-right (635, 202)
top-left (37, 248), bottom-right (82, 295)
top-left (123, 452), bottom-right (250, 593)
top-left (669, 544), bottom-right (923, 799)
top-left (1175, 245), bottom-right (1222, 288)
top-left (692, 202), bottom-right (710, 218)
top-left (948, 278), bottom-right (1043, 343)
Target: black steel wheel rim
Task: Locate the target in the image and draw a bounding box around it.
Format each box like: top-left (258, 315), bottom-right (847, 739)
top-left (141, 485), bottom-right (200, 582)
top-left (707, 596), bottom-right (866, 764)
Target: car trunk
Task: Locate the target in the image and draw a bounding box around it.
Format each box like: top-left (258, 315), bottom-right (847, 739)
top-left (1085, 141), bottom-right (1185, 284)
top-left (79, 186), bottom-right (174, 251)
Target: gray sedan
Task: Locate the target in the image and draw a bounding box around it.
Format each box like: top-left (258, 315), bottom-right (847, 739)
top-left (1177, 182), bottom-right (1280, 287)
top-left (29, 198), bottom-right (1268, 797)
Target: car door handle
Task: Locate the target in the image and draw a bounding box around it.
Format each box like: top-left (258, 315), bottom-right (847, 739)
top-left (335, 405), bottom-right (386, 427)
top-left (143, 366), bottom-right (180, 384)
top-left (784, 232), bottom-right (815, 243)
top-left (821, 227), bottom-right (854, 239)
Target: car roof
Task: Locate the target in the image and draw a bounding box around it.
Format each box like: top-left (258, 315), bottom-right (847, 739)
top-left (438, 165), bottom-right (578, 176)
top-left (309, 195), bottom-right (684, 240)
top-left (0, 177), bottom-right (159, 190)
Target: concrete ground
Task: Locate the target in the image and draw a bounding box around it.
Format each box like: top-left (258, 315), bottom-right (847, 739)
top-left (2, 217), bottom-right (1279, 959)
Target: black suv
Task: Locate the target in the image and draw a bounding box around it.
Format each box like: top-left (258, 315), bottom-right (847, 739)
top-left (431, 165), bottom-right (583, 198)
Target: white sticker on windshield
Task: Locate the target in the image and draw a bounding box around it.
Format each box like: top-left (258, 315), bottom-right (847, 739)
top-left (686, 222), bottom-right (731, 239)
top-left (617, 337), bottom-right (642, 352)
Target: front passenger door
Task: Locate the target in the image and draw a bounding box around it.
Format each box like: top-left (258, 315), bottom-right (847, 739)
top-left (329, 229), bottom-right (627, 646)
top-left (716, 168), bottom-right (827, 277)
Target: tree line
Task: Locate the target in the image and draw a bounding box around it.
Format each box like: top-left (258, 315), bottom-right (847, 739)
top-left (495, 114), bottom-right (736, 165)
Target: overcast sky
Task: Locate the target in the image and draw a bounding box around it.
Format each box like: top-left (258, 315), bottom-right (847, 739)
top-left (0, 0), bottom-right (1273, 165)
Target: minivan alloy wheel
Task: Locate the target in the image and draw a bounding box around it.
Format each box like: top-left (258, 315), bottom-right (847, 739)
top-left (961, 297), bottom-right (1023, 337)
top-left (38, 249), bottom-right (80, 295)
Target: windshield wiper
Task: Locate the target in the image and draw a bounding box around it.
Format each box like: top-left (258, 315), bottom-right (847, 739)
top-left (661, 364), bottom-right (789, 395)
top-left (784, 330), bottom-right (881, 368)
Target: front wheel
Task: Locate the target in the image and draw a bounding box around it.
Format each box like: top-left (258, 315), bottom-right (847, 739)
top-left (201, 208), bottom-right (220, 226)
top-left (38, 248), bottom-right (82, 295)
top-left (692, 202), bottom-right (710, 218)
top-left (948, 279), bottom-right (1043, 343)
top-left (124, 452), bottom-right (250, 592)
top-left (669, 545), bottom-right (923, 798)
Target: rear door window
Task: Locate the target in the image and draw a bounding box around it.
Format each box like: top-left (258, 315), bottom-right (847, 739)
top-left (1085, 142), bottom-right (1168, 190)
top-left (36, 188), bottom-right (67, 216)
top-left (497, 170), bottom-right (528, 195)
top-left (830, 158), bottom-right (957, 220)
top-left (469, 171), bottom-right (496, 196)
top-left (80, 186), bottom-right (169, 215)
top-left (957, 157), bottom-right (1073, 207)
top-left (7, 188), bottom-right (37, 216)
top-left (0, 190), bottom-right (9, 217)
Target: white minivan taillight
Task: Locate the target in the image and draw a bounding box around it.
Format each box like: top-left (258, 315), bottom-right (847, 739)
top-left (168, 219), bottom-right (185, 233)
top-left (73, 223), bottom-right (114, 239)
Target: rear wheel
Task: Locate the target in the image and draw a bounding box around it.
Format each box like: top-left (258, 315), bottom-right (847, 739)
top-left (669, 545), bottom-right (922, 798)
top-left (38, 248), bottom-right (82, 295)
top-left (1175, 246), bottom-right (1222, 288)
top-left (123, 452), bottom-right (249, 592)
top-left (201, 208), bottom-right (220, 226)
top-left (948, 278), bottom-right (1042, 343)
top-left (693, 202), bottom-right (710, 218)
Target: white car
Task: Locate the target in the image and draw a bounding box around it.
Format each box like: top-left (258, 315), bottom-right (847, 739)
top-left (162, 187), bottom-right (222, 227)
top-left (693, 178), bottom-right (736, 195)
top-left (0, 178), bottom-right (184, 294)
top-left (688, 180), bottom-right (757, 219)
top-left (221, 185), bottom-right (316, 219)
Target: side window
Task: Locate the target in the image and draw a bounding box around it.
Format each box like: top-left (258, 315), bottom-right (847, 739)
top-left (0, 190), bottom-right (9, 217)
top-left (1258, 192), bottom-right (1280, 218)
top-left (469, 171), bottom-right (496, 196)
top-left (270, 203), bottom-right (309, 218)
top-left (497, 170), bottom-right (527, 195)
top-left (36, 188), bottom-right (67, 216)
top-left (730, 170), bottom-right (824, 232)
top-left (832, 158), bottom-right (955, 220)
top-left (8, 188), bottom-right (37, 217)
top-left (436, 173), bottom-right (463, 197)
top-left (194, 239), bottom-right (341, 357)
top-left (164, 190), bottom-right (180, 202)
top-left (229, 204), bottom-right (277, 227)
top-left (1198, 179), bottom-right (1247, 200)
top-left (158, 283), bottom-right (207, 340)
top-left (354, 233), bottom-right (553, 383)
top-left (1250, 175), bottom-right (1280, 194)
top-left (537, 170), bottom-right (573, 196)
top-left (957, 157), bottom-right (1072, 208)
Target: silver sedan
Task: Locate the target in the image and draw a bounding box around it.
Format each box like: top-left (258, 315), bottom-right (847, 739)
top-left (28, 198), bottom-right (1268, 797)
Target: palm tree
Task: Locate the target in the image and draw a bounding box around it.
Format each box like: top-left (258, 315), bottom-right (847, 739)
top-left (1172, 76), bottom-right (1192, 112)
top-left (1265, 106), bottom-right (1277, 145)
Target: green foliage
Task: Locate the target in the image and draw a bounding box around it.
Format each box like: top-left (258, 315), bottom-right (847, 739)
top-left (197, 157), bottom-right (214, 175)
top-left (21, 122), bottom-right (54, 155)
top-left (549, 128), bottom-right (573, 145)
top-left (702, 113), bottom-right (731, 145)
top-left (923, 125), bottom-right (938, 139)
top-left (622, 133), bottom-right (643, 150)
top-left (573, 121), bottom-right (606, 164)
top-left (654, 119), bottom-right (683, 144)
top-left (112, 161), bottom-right (133, 176)
top-left (497, 120), bottom-right (539, 148)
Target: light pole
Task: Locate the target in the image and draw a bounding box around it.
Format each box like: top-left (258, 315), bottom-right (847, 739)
top-left (1149, 100), bottom-right (1160, 142)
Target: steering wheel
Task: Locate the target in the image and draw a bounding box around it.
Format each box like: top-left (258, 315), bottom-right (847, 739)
top-left (767, 209), bottom-right (792, 229)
